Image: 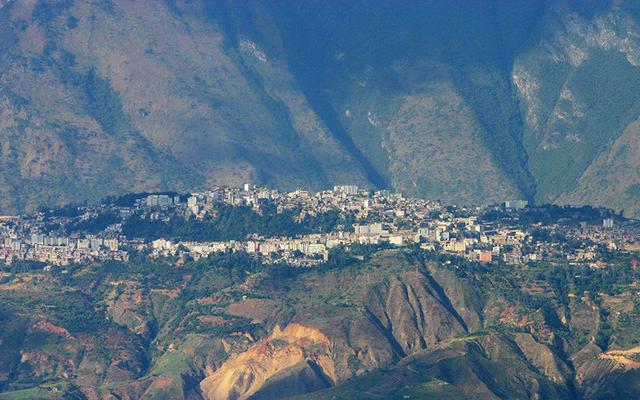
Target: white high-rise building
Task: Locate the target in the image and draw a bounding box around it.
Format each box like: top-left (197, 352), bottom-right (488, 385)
top-left (333, 185), bottom-right (359, 195)
top-left (353, 223), bottom-right (384, 236)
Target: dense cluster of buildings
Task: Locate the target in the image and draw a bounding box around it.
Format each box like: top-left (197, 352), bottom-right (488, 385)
top-left (0, 184), bottom-right (638, 268)
top-left (0, 234), bottom-right (127, 266)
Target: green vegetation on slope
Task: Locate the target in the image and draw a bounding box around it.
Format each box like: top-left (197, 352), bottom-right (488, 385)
top-left (1, 245), bottom-right (639, 398)
top-left (122, 204), bottom-right (354, 241)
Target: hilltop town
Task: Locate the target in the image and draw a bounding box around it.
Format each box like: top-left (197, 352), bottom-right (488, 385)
top-left (1, 185), bottom-right (638, 269)
top-left (1, 184), bottom-right (640, 400)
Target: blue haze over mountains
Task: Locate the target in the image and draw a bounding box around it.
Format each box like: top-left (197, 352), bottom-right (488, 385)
top-left (0, 0), bottom-right (639, 216)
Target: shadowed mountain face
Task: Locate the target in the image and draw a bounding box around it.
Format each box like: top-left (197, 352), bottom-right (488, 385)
top-left (1, 0), bottom-right (639, 215)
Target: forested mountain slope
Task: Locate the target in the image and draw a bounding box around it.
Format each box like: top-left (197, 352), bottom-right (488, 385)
top-left (1, 0), bottom-right (639, 216)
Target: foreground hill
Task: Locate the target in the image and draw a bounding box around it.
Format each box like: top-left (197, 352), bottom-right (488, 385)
top-left (1, 248), bottom-right (640, 399)
top-left (1, 0), bottom-right (640, 216)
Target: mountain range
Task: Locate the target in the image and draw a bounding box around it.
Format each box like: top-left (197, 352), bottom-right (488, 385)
top-left (1, 0), bottom-right (639, 216)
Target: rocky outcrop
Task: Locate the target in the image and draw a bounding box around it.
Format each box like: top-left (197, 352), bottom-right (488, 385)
top-left (364, 270), bottom-right (469, 356)
top-left (512, 3), bottom-right (640, 216)
top-left (514, 333), bottom-right (571, 385)
top-left (199, 324), bottom-right (334, 400)
top-left (297, 334), bottom-right (573, 399)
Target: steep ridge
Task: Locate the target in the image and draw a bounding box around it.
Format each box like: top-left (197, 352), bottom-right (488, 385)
top-left (199, 324), bottom-right (334, 400)
top-left (512, 2), bottom-right (640, 215)
top-left (556, 116), bottom-right (640, 216)
top-left (264, 0), bottom-right (531, 204)
top-left (0, 0), bottom-right (369, 212)
top-left (297, 334), bottom-right (573, 399)
top-left (0, 0), bottom-right (640, 215)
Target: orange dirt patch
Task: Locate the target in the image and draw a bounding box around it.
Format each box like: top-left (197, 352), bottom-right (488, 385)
top-left (32, 321), bottom-right (73, 339)
top-left (600, 345), bottom-right (640, 369)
